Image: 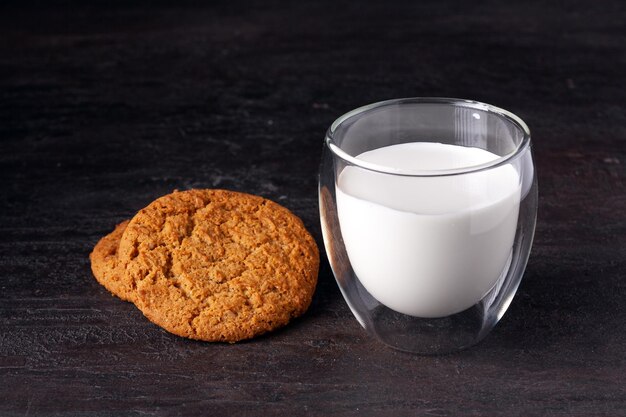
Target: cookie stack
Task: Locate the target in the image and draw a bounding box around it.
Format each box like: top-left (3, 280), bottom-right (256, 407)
top-left (90, 189), bottom-right (319, 342)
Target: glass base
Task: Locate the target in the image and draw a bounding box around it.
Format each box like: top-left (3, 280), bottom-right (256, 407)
top-left (369, 304), bottom-right (486, 355)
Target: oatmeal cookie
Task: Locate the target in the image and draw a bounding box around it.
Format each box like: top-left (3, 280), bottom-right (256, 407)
top-left (117, 189), bottom-right (319, 342)
top-left (89, 220), bottom-right (133, 301)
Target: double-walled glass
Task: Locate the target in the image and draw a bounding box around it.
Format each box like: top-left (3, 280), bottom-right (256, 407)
top-left (319, 98), bottom-right (537, 354)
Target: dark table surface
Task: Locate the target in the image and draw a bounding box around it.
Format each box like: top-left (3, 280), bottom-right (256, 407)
top-left (1, 1), bottom-right (625, 416)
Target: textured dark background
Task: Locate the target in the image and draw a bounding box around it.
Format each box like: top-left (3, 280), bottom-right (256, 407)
top-left (1, 1), bottom-right (625, 416)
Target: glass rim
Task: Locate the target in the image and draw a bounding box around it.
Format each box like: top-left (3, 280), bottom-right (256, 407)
top-left (325, 97), bottom-right (531, 177)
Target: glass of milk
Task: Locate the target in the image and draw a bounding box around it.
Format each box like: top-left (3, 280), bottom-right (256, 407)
top-left (319, 98), bottom-right (537, 354)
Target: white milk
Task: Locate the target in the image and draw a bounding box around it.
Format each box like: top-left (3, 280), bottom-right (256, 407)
top-left (336, 142), bottom-right (521, 318)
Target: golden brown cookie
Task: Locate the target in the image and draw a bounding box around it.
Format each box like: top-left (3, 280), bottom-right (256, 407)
top-left (89, 220), bottom-right (133, 301)
top-left (117, 189), bottom-right (319, 342)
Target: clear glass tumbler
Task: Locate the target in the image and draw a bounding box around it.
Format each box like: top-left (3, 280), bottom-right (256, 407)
top-left (319, 98), bottom-right (537, 354)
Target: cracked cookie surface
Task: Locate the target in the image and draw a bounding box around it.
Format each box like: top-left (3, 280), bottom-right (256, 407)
top-left (117, 189), bottom-right (319, 342)
top-left (89, 220), bottom-right (133, 301)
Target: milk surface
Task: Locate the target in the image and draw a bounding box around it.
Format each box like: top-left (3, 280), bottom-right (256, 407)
top-left (336, 142), bottom-right (521, 318)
